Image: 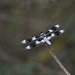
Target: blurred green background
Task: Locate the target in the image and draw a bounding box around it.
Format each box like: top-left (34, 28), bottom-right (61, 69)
top-left (0, 0), bottom-right (75, 75)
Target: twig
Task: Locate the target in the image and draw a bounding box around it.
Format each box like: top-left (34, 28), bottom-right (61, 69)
top-left (45, 43), bottom-right (71, 75)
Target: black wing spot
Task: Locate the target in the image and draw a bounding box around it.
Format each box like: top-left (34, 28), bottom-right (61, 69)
top-left (39, 32), bottom-right (43, 34)
top-left (54, 31), bottom-right (60, 36)
top-left (35, 35), bottom-right (40, 38)
top-left (45, 31), bottom-right (49, 34)
top-left (27, 38), bottom-right (32, 42)
top-left (30, 42), bottom-right (36, 47)
top-left (38, 38), bottom-right (43, 41)
top-left (46, 33), bottom-right (51, 37)
top-left (51, 27), bottom-right (56, 30)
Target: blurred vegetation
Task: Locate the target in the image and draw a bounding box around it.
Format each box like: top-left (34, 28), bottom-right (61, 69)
top-left (0, 0), bottom-right (75, 75)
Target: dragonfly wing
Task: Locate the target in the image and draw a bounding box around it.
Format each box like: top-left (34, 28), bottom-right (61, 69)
top-left (45, 24), bottom-right (60, 34)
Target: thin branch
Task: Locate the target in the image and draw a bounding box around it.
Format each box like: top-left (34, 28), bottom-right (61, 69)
top-left (45, 43), bottom-right (71, 75)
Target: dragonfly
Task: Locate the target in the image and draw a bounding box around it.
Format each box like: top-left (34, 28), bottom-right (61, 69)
top-left (21, 24), bottom-right (64, 50)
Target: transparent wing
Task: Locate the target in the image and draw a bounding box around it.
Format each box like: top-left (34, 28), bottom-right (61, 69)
top-left (21, 24), bottom-right (60, 44)
top-left (25, 29), bottom-right (64, 50)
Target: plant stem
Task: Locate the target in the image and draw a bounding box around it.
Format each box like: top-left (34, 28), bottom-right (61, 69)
top-left (45, 43), bottom-right (71, 75)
